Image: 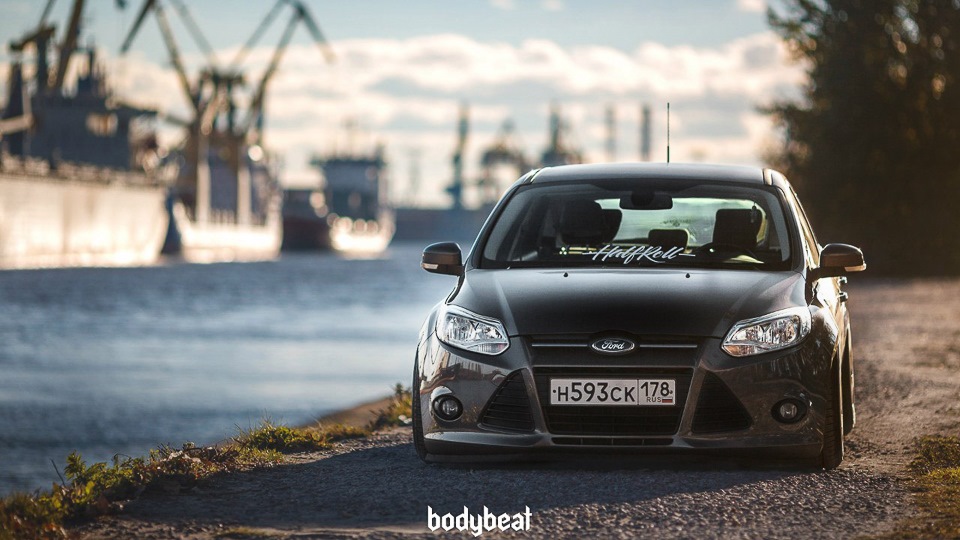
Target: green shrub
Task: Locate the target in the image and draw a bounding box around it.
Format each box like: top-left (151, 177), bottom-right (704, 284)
top-left (369, 383), bottom-right (412, 430)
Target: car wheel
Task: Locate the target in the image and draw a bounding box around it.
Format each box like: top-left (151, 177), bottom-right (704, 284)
top-left (819, 360), bottom-right (845, 470)
top-left (412, 360), bottom-right (430, 462)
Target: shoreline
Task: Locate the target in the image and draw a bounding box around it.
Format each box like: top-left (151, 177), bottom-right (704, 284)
top-left (307, 395), bottom-right (397, 429)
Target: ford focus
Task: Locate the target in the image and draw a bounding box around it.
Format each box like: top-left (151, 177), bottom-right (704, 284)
top-left (414, 163), bottom-right (865, 469)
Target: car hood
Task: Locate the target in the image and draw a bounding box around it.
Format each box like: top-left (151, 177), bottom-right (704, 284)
top-left (450, 268), bottom-right (807, 338)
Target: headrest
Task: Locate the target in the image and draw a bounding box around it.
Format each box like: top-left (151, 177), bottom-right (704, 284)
top-left (648, 229), bottom-right (689, 250)
top-left (559, 199), bottom-right (606, 245)
top-left (713, 209), bottom-right (761, 248)
top-left (601, 209), bottom-right (622, 243)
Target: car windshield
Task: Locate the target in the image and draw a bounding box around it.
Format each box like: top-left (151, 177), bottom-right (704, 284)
top-left (480, 180), bottom-right (793, 270)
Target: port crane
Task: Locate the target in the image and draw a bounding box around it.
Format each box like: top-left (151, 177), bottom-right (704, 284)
top-left (119, 0), bottom-right (334, 224)
top-left (477, 119), bottom-right (528, 205)
top-left (540, 102), bottom-right (583, 167)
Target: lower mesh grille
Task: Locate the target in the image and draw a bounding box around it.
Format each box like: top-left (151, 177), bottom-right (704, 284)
top-left (534, 367), bottom-right (693, 436)
top-left (552, 437), bottom-right (672, 446)
top-left (479, 371), bottom-right (535, 432)
top-left (691, 372), bottom-right (752, 434)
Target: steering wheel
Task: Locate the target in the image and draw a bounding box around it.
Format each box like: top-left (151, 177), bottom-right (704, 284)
top-left (694, 242), bottom-right (758, 259)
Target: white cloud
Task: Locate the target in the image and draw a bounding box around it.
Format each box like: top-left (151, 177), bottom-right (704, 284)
top-left (737, 0), bottom-right (766, 13)
top-left (541, 0), bottom-right (564, 11)
top-left (101, 31), bottom-right (803, 206)
top-left (490, 0), bottom-right (564, 12)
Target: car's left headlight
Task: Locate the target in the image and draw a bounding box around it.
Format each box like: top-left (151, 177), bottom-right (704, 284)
top-left (436, 305), bottom-right (510, 355)
top-left (722, 307), bottom-right (811, 357)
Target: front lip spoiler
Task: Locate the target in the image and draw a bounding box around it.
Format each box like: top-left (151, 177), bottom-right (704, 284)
top-left (423, 432), bottom-right (821, 462)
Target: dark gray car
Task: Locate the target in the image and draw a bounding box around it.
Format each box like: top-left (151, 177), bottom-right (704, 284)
top-left (415, 163), bottom-right (865, 469)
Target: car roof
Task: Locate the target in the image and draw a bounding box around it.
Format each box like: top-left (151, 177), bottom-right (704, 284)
top-left (528, 162), bottom-right (769, 185)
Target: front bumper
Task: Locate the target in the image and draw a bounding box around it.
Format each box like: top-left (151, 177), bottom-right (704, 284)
top-left (416, 318), bottom-right (838, 461)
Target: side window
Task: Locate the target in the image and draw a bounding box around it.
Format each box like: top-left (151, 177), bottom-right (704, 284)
top-left (787, 186), bottom-right (820, 267)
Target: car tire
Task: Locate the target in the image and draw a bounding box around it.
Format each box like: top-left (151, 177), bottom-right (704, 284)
top-left (412, 360), bottom-right (430, 463)
top-left (819, 360), bottom-right (845, 470)
top-left (842, 341), bottom-right (856, 436)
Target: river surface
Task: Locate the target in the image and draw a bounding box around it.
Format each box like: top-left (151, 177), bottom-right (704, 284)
top-left (0, 242), bottom-right (459, 495)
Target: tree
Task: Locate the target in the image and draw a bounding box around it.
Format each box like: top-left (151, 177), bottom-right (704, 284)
top-left (768, 0), bottom-right (960, 274)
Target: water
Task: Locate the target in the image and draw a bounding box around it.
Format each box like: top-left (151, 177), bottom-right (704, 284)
top-left (0, 242), bottom-right (458, 495)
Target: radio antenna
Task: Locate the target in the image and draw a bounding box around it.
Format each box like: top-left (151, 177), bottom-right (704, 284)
top-left (666, 102), bottom-right (671, 163)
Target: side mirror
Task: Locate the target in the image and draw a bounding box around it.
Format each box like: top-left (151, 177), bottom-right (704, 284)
top-left (422, 242), bottom-right (463, 276)
top-left (813, 243), bottom-right (866, 279)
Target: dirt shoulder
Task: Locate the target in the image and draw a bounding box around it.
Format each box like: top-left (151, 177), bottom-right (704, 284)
top-left (843, 278), bottom-right (960, 476)
top-left (76, 278), bottom-right (960, 539)
top-left (308, 396), bottom-right (397, 430)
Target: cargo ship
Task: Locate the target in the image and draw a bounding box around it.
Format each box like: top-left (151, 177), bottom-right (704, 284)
top-left (160, 139), bottom-right (282, 264)
top-left (282, 146), bottom-right (394, 255)
top-left (316, 149), bottom-right (395, 254)
top-left (0, 1), bottom-right (169, 270)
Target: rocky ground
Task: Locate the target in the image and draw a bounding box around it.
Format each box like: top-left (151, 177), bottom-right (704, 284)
top-left (76, 278), bottom-right (960, 539)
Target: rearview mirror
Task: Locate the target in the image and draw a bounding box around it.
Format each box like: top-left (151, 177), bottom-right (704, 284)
top-left (620, 191), bottom-right (673, 210)
top-left (814, 243), bottom-right (865, 279)
top-left (422, 242), bottom-right (463, 276)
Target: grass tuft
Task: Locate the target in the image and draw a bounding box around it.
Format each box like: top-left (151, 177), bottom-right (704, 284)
top-left (0, 384), bottom-right (411, 536)
top-left (909, 436), bottom-right (960, 538)
top-left (909, 435), bottom-right (960, 475)
top-left (0, 491), bottom-right (69, 540)
top-left (318, 423), bottom-right (371, 442)
top-left (870, 435), bottom-right (960, 539)
top-left (368, 383), bottom-right (413, 430)
top-left (0, 442), bottom-right (282, 539)
top-left (235, 422), bottom-right (330, 453)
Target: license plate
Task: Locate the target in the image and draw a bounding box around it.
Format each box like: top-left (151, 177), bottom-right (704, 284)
top-left (549, 378), bottom-right (676, 406)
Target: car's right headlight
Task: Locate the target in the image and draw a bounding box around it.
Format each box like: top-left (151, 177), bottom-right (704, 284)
top-left (722, 307), bottom-right (811, 357)
top-left (436, 305), bottom-right (509, 355)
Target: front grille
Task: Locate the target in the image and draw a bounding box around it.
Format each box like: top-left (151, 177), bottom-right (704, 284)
top-left (552, 437), bottom-right (672, 446)
top-left (528, 334), bottom-right (700, 349)
top-left (691, 372), bottom-right (752, 434)
top-left (479, 371), bottom-right (535, 432)
top-left (534, 367), bottom-right (693, 436)
top-left (527, 334), bottom-right (700, 367)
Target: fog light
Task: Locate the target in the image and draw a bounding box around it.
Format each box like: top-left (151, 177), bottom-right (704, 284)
top-left (779, 402), bottom-right (799, 419)
top-left (772, 398), bottom-right (807, 424)
top-left (433, 395), bottom-right (463, 421)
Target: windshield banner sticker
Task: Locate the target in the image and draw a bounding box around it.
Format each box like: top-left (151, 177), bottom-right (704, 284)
top-left (590, 244), bottom-right (694, 265)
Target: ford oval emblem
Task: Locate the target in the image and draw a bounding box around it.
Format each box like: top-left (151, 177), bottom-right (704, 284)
top-left (590, 337), bottom-right (636, 355)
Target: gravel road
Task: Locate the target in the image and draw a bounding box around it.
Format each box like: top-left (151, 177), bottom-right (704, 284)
top-left (78, 278), bottom-right (960, 539)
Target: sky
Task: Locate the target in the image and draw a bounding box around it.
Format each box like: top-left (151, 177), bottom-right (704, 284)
top-left (1, 0), bottom-right (804, 207)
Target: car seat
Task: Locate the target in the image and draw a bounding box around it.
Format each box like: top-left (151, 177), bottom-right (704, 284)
top-left (648, 229), bottom-right (689, 251)
top-left (712, 209), bottom-right (761, 251)
top-left (559, 200), bottom-right (607, 246)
